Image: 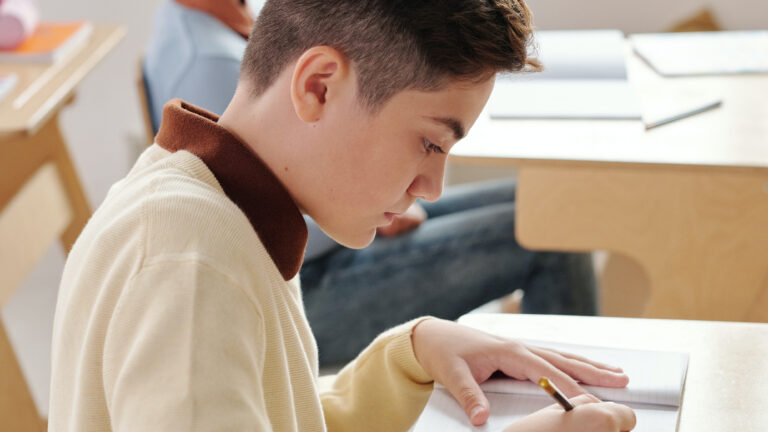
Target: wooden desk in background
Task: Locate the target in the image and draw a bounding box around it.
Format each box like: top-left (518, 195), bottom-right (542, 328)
top-left (452, 48), bottom-right (768, 322)
top-left (459, 313), bottom-right (768, 432)
top-left (0, 25), bottom-right (124, 432)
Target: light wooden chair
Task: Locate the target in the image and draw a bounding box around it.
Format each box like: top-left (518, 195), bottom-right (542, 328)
top-left (0, 324), bottom-right (45, 432)
top-left (136, 58), bottom-right (157, 146)
top-left (0, 162), bottom-right (68, 431)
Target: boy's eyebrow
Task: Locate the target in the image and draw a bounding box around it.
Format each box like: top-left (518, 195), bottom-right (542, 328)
top-left (427, 116), bottom-right (465, 140)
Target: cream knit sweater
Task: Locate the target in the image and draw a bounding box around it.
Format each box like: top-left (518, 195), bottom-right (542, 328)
top-left (49, 101), bottom-right (434, 431)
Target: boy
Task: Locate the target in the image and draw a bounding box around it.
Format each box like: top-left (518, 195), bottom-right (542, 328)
top-left (50, 1), bottom-right (636, 431)
top-left (143, 0), bottom-right (599, 366)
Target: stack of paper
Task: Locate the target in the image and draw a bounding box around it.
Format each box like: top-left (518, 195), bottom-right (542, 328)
top-left (412, 340), bottom-right (689, 432)
top-left (488, 30), bottom-right (642, 120)
top-left (631, 31), bottom-right (768, 76)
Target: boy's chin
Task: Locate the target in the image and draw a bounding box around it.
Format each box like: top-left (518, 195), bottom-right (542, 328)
top-left (329, 228), bottom-right (377, 250)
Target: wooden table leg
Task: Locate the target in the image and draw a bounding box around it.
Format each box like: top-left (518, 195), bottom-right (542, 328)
top-left (0, 163), bottom-right (72, 302)
top-left (515, 163), bottom-right (768, 322)
top-left (47, 117), bottom-right (91, 251)
top-left (0, 321), bottom-right (44, 432)
top-left (0, 113), bottom-right (91, 253)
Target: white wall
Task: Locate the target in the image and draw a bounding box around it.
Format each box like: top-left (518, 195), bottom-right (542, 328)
top-left (530, 0), bottom-right (768, 32)
top-left (3, 0), bottom-right (766, 417)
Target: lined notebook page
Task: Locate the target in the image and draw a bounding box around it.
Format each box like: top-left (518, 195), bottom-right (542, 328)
top-left (412, 341), bottom-right (688, 432)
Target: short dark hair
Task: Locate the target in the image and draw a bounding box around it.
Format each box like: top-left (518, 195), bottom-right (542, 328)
top-left (241, 0), bottom-right (541, 111)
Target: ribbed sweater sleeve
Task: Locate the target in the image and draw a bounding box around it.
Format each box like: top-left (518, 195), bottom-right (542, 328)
top-left (320, 317), bottom-right (435, 432)
top-left (102, 259), bottom-right (273, 431)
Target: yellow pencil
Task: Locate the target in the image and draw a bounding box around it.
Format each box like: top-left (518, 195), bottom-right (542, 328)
top-left (538, 377), bottom-right (575, 411)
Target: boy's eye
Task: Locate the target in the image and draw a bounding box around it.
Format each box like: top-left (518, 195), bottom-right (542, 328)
top-left (423, 138), bottom-right (445, 154)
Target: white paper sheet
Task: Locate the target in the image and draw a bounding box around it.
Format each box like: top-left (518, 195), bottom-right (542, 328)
top-left (631, 31), bottom-right (768, 76)
top-left (490, 30), bottom-right (641, 119)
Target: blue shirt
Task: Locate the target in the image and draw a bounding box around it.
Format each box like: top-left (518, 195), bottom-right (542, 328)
top-left (144, 0), bottom-right (339, 261)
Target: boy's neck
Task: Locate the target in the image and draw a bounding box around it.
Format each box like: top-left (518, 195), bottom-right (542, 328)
top-left (218, 79), bottom-right (310, 214)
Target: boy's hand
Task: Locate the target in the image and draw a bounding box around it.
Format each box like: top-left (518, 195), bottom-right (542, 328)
top-left (376, 202), bottom-right (427, 236)
top-left (412, 319), bottom-right (630, 427)
top-left (503, 394), bottom-right (636, 432)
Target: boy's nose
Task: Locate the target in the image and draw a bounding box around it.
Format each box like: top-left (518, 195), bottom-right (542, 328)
top-left (408, 163), bottom-right (445, 202)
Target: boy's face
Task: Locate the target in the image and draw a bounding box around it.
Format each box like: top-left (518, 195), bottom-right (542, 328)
top-left (301, 76), bottom-right (495, 249)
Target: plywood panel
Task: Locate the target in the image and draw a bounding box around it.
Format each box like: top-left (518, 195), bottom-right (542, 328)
top-left (0, 164), bottom-right (71, 306)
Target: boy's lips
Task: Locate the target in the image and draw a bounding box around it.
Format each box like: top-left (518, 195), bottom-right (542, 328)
top-left (383, 212), bottom-right (399, 223)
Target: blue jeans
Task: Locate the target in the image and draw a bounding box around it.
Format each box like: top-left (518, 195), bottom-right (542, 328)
top-left (300, 179), bottom-right (597, 365)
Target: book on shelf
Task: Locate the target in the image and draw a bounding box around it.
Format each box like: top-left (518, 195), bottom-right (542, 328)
top-left (412, 340), bottom-right (689, 432)
top-left (0, 21), bottom-right (93, 64)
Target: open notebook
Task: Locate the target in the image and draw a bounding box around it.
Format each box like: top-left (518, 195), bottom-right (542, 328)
top-left (412, 340), bottom-right (689, 432)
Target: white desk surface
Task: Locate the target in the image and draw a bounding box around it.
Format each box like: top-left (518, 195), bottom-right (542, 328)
top-left (454, 50), bottom-right (768, 169)
top-left (458, 313), bottom-right (768, 432)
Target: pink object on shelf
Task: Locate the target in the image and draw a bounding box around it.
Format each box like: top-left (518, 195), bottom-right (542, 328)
top-left (0, 0), bottom-right (39, 50)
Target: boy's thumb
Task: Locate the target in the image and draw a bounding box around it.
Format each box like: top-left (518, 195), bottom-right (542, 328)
top-left (442, 363), bottom-right (490, 426)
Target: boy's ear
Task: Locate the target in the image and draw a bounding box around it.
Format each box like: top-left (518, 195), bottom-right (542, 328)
top-left (290, 46), bottom-right (350, 123)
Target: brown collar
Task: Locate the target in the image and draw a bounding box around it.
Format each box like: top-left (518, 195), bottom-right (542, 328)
top-left (155, 99), bottom-right (307, 281)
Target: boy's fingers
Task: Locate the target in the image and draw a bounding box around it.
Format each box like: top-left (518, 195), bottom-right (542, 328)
top-left (569, 393), bottom-right (602, 406)
top-left (441, 362), bottom-right (490, 426)
top-left (542, 393), bottom-right (601, 412)
top-left (556, 398), bottom-right (637, 431)
top-left (529, 347), bottom-right (629, 388)
top-left (540, 369), bottom-right (585, 399)
top-left (496, 348), bottom-right (586, 398)
top-left (536, 347), bottom-right (624, 373)
top-left (521, 355), bottom-right (587, 398)
top-left (605, 402), bottom-right (637, 431)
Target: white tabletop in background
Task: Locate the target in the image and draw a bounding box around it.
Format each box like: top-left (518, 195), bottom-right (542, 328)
top-left (454, 50), bottom-right (768, 169)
